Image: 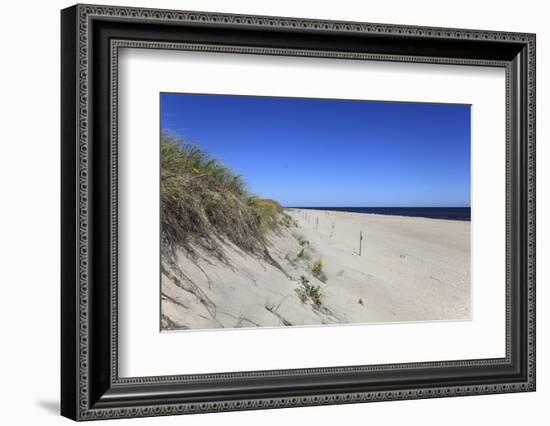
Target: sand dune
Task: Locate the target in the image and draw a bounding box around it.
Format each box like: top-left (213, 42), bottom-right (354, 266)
top-left (161, 209), bottom-right (471, 330)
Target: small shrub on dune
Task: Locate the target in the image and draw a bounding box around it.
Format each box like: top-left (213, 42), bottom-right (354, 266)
top-left (295, 275), bottom-right (323, 307)
top-left (295, 248), bottom-right (311, 262)
top-left (309, 285), bottom-right (323, 307)
top-left (294, 234), bottom-right (309, 247)
top-left (311, 259), bottom-right (327, 283)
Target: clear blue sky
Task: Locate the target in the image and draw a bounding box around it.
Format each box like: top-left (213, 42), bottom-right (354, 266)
top-left (161, 93), bottom-right (470, 207)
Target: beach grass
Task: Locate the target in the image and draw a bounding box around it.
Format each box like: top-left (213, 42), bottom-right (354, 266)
top-left (311, 259), bottom-right (328, 283)
top-left (161, 132), bottom-right (283, 260)
top-left (295, 275), bottom-right (323, 307)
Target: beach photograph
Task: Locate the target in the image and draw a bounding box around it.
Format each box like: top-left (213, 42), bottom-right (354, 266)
top-left (160, 93), bottom-right (471, 331)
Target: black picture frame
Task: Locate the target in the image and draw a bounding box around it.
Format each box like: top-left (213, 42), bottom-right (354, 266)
top-left (61, 4), bottom-right (536, 421)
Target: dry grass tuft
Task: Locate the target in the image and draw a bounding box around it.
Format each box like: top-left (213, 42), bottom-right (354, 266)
top-left (161, 132), bottom-right (283, 263)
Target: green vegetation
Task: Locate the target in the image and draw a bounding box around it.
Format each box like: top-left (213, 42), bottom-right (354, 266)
top-left (161, 132), bottom-right (282, 260)
top-left (248, 197), bottom-right (283, 234)
top-left (295, 275), bottom-right (323, 307)
top-left (311, 259), bottom-right (327, 283)
top-left (295, 248), bottom-right (311, 261)
top-left (295, 235), bottom-right (309, 247)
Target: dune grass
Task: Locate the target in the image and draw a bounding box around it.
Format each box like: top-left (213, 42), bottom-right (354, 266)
top-left (161, 132), bottom-right (283, 261)
top-left (295, 275), bottom-right (323, 307)
top-left (248, 197), bottom-right (283, 234)
top-left (311, 259), bottom-right (328, 283)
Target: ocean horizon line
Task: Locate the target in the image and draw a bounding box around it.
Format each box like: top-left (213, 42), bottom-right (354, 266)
top-left (284, 206), bottom-right (471, 208)
top-left (284, 206), bottom-right (471, 222)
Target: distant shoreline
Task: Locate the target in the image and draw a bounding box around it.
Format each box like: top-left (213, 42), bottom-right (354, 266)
top-left (284, 206), bottom-right (471, 222)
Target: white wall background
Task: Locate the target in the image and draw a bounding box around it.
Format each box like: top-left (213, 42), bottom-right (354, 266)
top-left (0, 0), bottom-right (546, 424)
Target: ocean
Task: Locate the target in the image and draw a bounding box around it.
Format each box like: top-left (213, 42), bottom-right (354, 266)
top-left (289, 207), bottom-right (471, 222)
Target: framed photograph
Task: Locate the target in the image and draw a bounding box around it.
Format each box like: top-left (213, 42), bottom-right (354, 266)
top-left (61, 4), bottom-right (536, 421)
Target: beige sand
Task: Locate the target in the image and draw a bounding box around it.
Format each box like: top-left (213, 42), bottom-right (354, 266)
top-left (161, 209), bottom-right (470, 330)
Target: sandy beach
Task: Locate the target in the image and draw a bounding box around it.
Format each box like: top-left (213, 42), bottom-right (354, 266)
top-left (161, 209), bottom-right (471, 330)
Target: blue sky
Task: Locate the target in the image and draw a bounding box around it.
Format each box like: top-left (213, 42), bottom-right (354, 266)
top-left (161, 93), bottom-right (471, 207)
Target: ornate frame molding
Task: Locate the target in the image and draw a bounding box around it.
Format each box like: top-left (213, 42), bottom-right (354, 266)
top-left (61, 4), bottom-right (536, 421)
